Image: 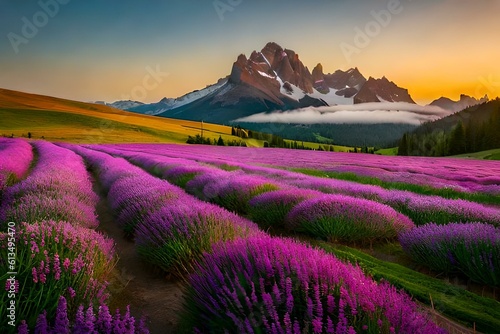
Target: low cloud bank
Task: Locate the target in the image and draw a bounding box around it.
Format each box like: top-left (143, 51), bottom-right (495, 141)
top-left (235, 103), bottom-right (450, 125)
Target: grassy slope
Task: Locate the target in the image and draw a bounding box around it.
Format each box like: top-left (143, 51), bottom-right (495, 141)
top-left (377, 147), bottom-right (500, 160)
top-left (453, 148), bottom-right (500, 160)
top-left (0, 88), bottom-right (240, 144)
top-left (375, 147), bottom-right (398, 155)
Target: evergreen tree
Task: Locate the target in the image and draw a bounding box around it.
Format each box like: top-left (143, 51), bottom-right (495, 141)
top-left (217, 136), bottom-right (225, 146)
top-left (398, 133), bottom-right (409, 156)
top-left (449, 121), bottom-right (466, 155)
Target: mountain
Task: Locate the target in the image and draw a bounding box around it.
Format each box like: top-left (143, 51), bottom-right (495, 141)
top-left (429, 94), bottom-right (488, 113)
top-left (354, 77), bottom-right (415, 104)
top-left (126, 42), bottom-right (417, 123)
top-left (94, 100), bottom-right (144, 110)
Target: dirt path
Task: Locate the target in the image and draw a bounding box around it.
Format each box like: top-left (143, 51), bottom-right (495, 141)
top-left (94, 187), bottom-right (185, 334)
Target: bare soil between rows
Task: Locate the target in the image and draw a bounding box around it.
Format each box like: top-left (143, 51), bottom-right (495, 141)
top-left (94, 186), bottom-right (185, 334)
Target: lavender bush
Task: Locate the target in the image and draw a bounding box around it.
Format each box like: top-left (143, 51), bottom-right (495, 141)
top-left (0, 221), bottom-right (115, 329)
top-left (286, 194), bottom-right (415, 246)
top-left (399, 223), bottom-right (500, 286)
top-left (0, 138), bottom-right (33, 192)
top-left (136, 202), bottom-right (261, 277)
top-left (183, 236), bottom-right (444, 333)
top-left (187, 171), bottom-right (280, 214)
top-left (1, 141), bottom-right (99, 229)
top-left (248, 189), bottom-right (321, 229)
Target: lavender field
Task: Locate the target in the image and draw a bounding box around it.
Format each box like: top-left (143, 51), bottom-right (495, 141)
top-left (1, 139), bottom-right (500, 333)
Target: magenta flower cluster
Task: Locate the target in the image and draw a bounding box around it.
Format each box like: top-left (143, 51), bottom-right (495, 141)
top-left (0, 220), bottom-right (115, 328)
top-left (0, 138), bottom-right (33, 192)
top-left (185, 235), bottom-right (444, 334)
top-left (399, 223), bottom-right (500, 286)
top-left (0, 141), bottom-right (99, 228)
top-left (16, 296), bottom-right (149, 334)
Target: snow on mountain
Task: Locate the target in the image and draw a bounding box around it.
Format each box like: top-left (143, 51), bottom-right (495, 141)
top-left (93, 100), bottom-right (144, 110)
top-left (128, 78), bottom-right (227, 116)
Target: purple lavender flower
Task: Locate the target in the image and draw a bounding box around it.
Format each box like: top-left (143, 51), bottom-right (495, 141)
top-left (34, 311), bottom-right (49, 334)
top-left (53, 296), bottom-right (70, 334)
top-left (184, 235), bottom-right (443, 333)
top-left (400, 222), bottom-right (500, 286)
top-left (285, 194), bottom-right (414, 245)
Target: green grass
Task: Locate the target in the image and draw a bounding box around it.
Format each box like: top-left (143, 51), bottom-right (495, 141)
top-left (375, 147), bottom-right (398, 155)
top-left (453, 148), bottom-right (500, 160)
top-left (313, 241), bottom-right (500, 333)
top-left (0, 108), bottom-right (188, 143)
top-left (291, 168), bottom-right (500, 206)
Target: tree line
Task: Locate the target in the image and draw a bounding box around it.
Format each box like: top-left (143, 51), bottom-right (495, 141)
top-left (398, 99), bottom-right (500, 156)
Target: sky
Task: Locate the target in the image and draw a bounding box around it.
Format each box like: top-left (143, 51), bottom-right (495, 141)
top-left (1, 0), bottom-right (499, 105)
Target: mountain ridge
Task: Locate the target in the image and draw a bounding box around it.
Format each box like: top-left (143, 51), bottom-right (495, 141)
top-left (125, 42), bottom-right (419, 123)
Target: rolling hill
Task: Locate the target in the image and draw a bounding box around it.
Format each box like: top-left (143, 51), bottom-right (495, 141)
top-left (0, 88), bottom-right (237, 144)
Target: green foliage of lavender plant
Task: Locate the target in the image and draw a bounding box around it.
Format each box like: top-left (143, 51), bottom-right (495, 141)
top-left (212, 183), bottom-right (280, 215)
top-left (135, 203), bottom-right (261, 278)
top-left (286, 195), bottom-right (415, 246)
top-left (170, 173), bottom-right (197, 188)
top-left (0, 221), bottom-right (115, 329)
top-left (400, 223), bottom-right (500, 286)
top-left (248, 189), bottom-right (320, 229)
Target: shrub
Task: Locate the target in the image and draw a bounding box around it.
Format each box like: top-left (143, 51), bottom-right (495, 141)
top-left (0, 221), bottom-right (115, 329)
top-left (286, 194), bottom-right (415, 246)
top-left (197, 173), bottom-right (280, 214)
top-left (0, 141), bottom-right (99, 230)
top-left (400, 222), bottom-right (500, 286)
top-left (135, 202), bottom-right (261, 277)
top-left (0, 138), bottom-right (33, 189)
top-left (182, 236), bottom-right (443, 333)
top-left (248, 189), bottom-right (321, 229)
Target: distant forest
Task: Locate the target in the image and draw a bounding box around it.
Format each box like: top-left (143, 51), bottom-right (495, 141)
top-left (398, 99), bottom-right (500, 156)
top-left (235, 122), bottom-right (417, 148)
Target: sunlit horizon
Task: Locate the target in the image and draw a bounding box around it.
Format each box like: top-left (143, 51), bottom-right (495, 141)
top-left (1, 0), bottom-right (499, 105)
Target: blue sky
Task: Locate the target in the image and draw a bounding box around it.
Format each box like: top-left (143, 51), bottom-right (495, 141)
top-left (1, 0), bottom-right (499, 104)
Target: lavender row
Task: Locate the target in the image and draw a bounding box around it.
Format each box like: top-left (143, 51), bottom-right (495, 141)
top-left (102, 144), bottom-right (500, 195)
top-left (186, 158), bottom-right (500, 227)
top-left (399, 223), bottom-right (500, 286)
top-left (0, 138), bottom-right (33, 193)
top-left (183, 235), bottom-right (444, 333)
top-left (92, 145), bottom-right (500, 227)
top-left (90, 147), bottom-right (416, 246)
top-left (87, 145), bottom-right (282, 216)
top-left (68, 145), bottom-right (261, 277)
top-left (0, 220), bottom-right (116, 330)
top-left (0, 141), bottom-right (99, 229)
